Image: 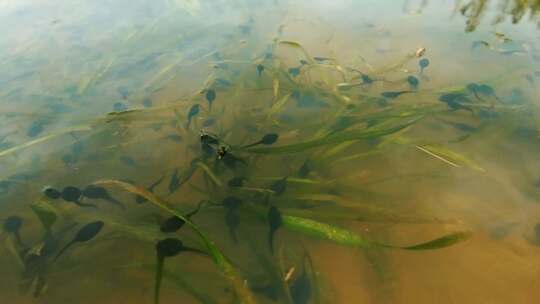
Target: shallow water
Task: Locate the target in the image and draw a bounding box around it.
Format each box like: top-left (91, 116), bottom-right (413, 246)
top-left (2, 0), bottom-right (540, 303)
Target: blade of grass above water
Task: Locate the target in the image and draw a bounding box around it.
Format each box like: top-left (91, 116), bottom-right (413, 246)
top-left (93, 179), bottom-right (256, 304)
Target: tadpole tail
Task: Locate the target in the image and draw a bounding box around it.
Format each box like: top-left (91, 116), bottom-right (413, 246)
top-left (183, 246), bottom-right (209, 256)
top-left (268, 230), bottom-right (275, 255)
top-left (149, 175), bottom-right (165, 191)
top-left (186, 200), bottom-right (206, 219)
top-left (52, 240), bottom-right (75, 263)
top-left (74, 200), bottom-right (98, 209)
top-left (229, 227), bottom-right (237, 243)
top-left (241, 140), bottom-right (263, 149)
top-left (154, 256), bottom-right (164, 304)
top-left (13, 231), bottom-right (25, 247)
top-left (107, 198), bottom-right (125, 210)
top-left (137, 175), bottom-right (165, 204)
top-left (135, 195), bottom-right (147, 204)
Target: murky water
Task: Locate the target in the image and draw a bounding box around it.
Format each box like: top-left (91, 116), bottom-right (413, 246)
top-left (2, 0), bottom-right (540, 303)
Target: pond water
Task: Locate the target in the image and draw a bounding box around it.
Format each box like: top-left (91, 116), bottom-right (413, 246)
top-left (1, 0), bottom-right (540, 303)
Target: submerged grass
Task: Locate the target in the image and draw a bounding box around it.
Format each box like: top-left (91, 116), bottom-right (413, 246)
top-left (2, 18), bottom-right (536, 302)
top-left (243, 117), bottom-right (422, 154)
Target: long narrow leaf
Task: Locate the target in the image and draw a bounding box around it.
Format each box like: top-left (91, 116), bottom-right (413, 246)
top-left (0, 126), bottom-right (91, 159)
top-left (247, 206), bottom-right (470, 250)
top-left (416, 144), bottom-right (485, 172)
top-left (281, 214), bottom-right (471, 250)
top-left (244, 117), bottom-right (421, 154)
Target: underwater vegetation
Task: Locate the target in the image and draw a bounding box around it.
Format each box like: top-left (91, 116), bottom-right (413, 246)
top-left (3, 36), bottom-right (529, 302)
top-left (2, 1), bottom-right (540, 303)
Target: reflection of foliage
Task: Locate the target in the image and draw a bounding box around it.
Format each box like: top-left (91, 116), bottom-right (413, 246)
top-left (459, 0), bottom-right (540, 32)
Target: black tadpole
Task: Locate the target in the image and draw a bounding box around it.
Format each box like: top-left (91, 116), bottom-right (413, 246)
top-left (160, 201), bottom-right (205, 233)
top-left (257, 64), bottom-right (265, 76)
top-left (205, 89), bottom-right (216, 110)
top-left (61, 186), bottom-right (97, 208)
top-left (270, 177), bottom-right (288, 196)
top-left (242, 133), bottom-right (279, 148)
top-left (43, 187), bottom-right (61, 199)
top-left (268, 206), bottom-right (282, 254)
top-left (154, 238), bottom-right (206, 304)
top-left (186, 104), bottom-right (200, 130)
top-left (381, 90), bottom-right (414, 99)
top-left (82, 185), bottom-right (125, 209)
top-left (53, 221), bottom-right (104, 263)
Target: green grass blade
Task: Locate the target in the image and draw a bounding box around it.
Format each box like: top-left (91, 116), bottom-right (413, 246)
top-left (416, 144), bottom-right (485, 172)
top-left (244, 117), bottom-right (421, 154)
top-left (281, 214), bottom-right (376, 248)
top-left (247, 206), bottom-right (470, 250)
top-left (0, 125), bottom-right (92, 159)
top-left (268, 92), bottom-right (293, 117)
top-left (195, 162), bottom-right (223, 187)
top-left (282, 214), bottom-right (471, 250)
